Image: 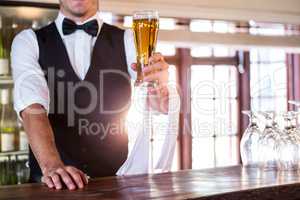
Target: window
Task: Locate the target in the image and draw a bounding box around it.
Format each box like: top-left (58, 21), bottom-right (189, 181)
top-left (191, 47), bottom-right (213, 57)
top-left (157, 43), bottom-right (176, 56)
top-left (250, 49), bottom-right (287, 112)
top-left (159, 18), bottom-right (176, 30)
top-left (191, 65), bottom-right (239, 169)
top-left (190, 20), bottom-right (236, 33)
top-left (191, 46), bottom-right (236, 58)
top-left (249, 22), bottom-right (286, 36)
top-left (190, 20), bottom-right (212, 32)
top-left (123, 16), bottom-right (133, 27)
top-left (213, 47), bottom-right (236, 57)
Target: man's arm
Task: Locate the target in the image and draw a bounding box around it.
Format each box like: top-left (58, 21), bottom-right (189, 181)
top-left (11, 30), bottom-right (87, 190)
top-left (21, 104), bottom-right (88, 190)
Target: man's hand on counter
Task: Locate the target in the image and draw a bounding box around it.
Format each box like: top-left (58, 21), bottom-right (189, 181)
top-left (41, 164), bottom-right (89, 190)
top-left (20, 104), bottom-right (88, 190)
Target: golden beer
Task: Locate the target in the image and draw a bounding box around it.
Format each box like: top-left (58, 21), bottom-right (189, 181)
top-left (132, 11), bottom-right (159, 85)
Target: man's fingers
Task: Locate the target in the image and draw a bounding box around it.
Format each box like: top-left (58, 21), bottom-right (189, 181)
top-left (144, 71), bottom-right (163, 82)
top-left (42, 166), bottom-right (88, 190)
top-left (131, 63), bottom-right (137, 71)
top-left (65, 167), bottom-right (84, 189)
top-left (56, 168), bottom-right (76, 190)
top-left (143, 61), bottom-right (168, 74)
top-left (50, 173), bottom-right (62, 190)
top-left (148, 84), bottom-right (162, 94)
top-left (148, 87), bottom-right (158, 95)
top-left (41, 176), bottom-right (54, 189)
top-left (149, 52), bottom-right (164, 63)
top-left (76, 169), bottom-right (89, 184)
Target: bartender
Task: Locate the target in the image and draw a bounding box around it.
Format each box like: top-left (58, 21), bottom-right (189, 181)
top-left (11, 0), bottom-right (171, 190)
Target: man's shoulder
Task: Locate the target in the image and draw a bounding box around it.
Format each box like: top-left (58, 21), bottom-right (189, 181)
top-left (11, 28), bottom-right (39, 66)
top-left (12, 28), bottom-right (37, 48)
top-left (11, 22), bottom-right (56, 54)
top-left (14, 21), bottom-right (55, 41)
top-left (34, 22), bottom-right (56, 35)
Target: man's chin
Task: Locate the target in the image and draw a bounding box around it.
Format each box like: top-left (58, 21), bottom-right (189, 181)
top-left (71, 9), bottom-right (88, 17)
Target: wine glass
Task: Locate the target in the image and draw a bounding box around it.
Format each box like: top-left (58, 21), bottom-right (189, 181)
top-left (288, 100), bottom-right (300, 131)
top-left (257, 111), bottom-right (281, 170)
top-left (288, 100), bottom-right (300, 109)
top-left (240, 111), bottom-right (262, 167)
top-left (277, 112), bottom-right (300, 171)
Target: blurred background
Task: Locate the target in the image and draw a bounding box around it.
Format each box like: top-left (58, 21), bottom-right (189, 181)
top-left (0, 0), bottom-right (299, 185)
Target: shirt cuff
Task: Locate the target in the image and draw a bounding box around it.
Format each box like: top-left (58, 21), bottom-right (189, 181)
top-left (14, 98), bottom-right (49, 120)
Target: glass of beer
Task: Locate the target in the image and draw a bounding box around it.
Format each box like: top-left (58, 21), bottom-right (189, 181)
top-left (132, 10), bottom-right (159, 86)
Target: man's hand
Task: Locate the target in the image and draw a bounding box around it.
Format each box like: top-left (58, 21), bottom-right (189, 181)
top-left (41, 164), bottom-right (88, 190)
top-left (131, 52), bottom-right (170, 113)
top-left (20, 104), bottom-right (89, 190)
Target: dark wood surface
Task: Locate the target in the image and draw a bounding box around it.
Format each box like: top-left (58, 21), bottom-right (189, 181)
top-left (1, 166), bottom-right (300, 200)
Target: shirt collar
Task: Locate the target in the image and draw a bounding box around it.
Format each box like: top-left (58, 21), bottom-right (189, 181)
top-left (55, 11), bottom-right (103, 38)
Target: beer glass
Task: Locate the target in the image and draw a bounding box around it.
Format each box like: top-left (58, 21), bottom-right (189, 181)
top-left (132, 10), bottom-right (159, 86)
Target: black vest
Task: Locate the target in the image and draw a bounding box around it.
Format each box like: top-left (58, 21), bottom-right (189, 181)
top-left (29, 22), bottom-right (132, 182)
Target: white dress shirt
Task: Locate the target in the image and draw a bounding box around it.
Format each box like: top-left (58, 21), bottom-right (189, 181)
top-left (11, 11), bottom-right (136, 115)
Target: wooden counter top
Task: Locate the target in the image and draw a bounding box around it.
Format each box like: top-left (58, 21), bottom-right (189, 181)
top-left (1, 166), bottom-right (300, 200)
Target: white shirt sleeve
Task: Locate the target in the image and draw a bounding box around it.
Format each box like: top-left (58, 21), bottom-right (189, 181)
top-left (124, 29), bottom-right (137, 80)
top-left (11, 29), bottom-right (50, 117)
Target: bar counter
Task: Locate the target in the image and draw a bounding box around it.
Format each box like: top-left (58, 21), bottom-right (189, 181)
top-left (1, 166), bottom-right (300, 200)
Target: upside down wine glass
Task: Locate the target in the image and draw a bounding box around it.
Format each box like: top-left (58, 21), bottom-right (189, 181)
top-left (288, 100), bottom-right (300, 127)
top-left (257, 111), bottom-right (281, 170)
top-left (277, 112), bottom-right (300, 171)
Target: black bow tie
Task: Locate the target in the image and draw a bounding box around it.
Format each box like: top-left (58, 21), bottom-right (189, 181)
top-left (62, 18), bottom-right (99, 37)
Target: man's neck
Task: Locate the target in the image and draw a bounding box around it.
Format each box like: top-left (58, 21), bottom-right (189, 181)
top-left (60, 9), bottom-right (98, 23)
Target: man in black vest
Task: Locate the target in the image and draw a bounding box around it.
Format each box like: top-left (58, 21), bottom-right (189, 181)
top-left (11, 0), bottom-right (171, 191)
